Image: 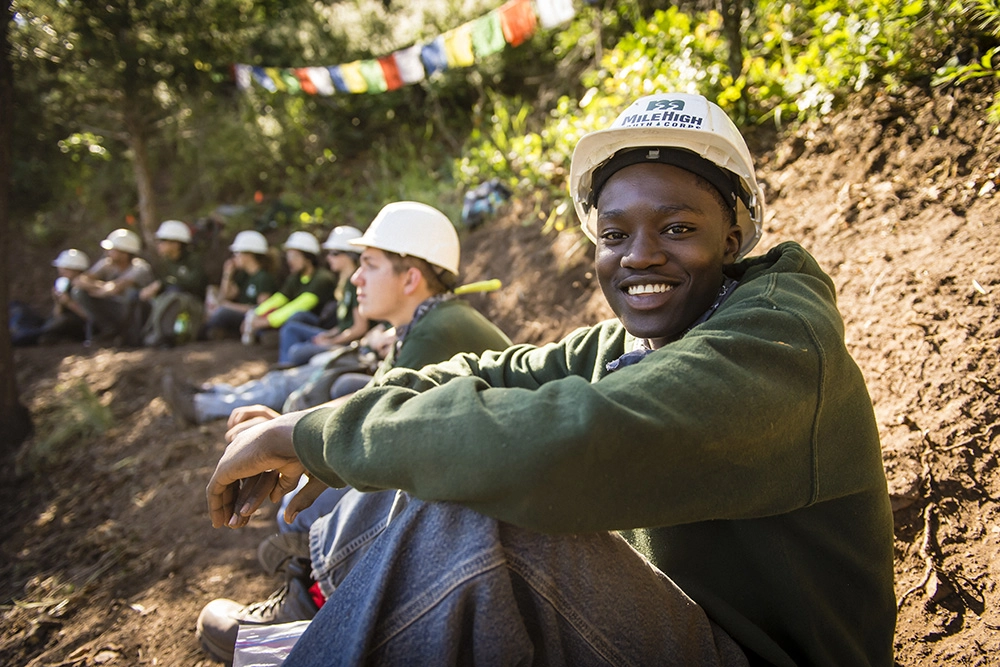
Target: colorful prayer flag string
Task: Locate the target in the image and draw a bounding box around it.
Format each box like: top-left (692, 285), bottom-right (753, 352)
top-left (235, 0), bottom-right (573, 95)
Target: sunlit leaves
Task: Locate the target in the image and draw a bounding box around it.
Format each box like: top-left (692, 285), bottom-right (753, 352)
top-left (57, 132), bottom-right (111, 161)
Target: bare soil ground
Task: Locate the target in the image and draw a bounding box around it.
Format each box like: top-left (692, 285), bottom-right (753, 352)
top-left (2, 83), bottom-right (1000, 666)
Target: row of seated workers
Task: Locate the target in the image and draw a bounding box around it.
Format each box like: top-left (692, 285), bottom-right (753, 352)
top-left (13, 220), bottom-right (362, 353)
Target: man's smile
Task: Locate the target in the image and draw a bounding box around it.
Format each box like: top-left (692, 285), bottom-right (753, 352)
top-left (625, 282), bottom-right (675, 296)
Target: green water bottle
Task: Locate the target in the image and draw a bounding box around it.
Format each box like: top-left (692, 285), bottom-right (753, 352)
top-left (173, 312), bottom-right (191, 345)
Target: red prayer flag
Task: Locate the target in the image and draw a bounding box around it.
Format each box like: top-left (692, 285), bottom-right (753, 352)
top-left (378, 55), bottom-right (404, 91)
top-left (295, 68), bottom-right (318, 95)
top-left (499, 0), bottom-right (537, 47)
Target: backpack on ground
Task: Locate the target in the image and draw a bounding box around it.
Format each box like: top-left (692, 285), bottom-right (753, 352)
top-left (141, 291), bottom-right (204, 347)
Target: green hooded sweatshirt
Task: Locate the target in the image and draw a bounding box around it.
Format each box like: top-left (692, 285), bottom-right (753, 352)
top-left (294, 242), bottom-right (896, 666)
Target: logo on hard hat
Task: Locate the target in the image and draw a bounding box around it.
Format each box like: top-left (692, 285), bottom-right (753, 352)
top-left (617, 98), bottom-right (704, 130)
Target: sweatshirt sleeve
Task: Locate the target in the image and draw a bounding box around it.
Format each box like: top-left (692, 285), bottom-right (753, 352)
top-left (294, 270), bottom-right (874, 535)
top-left (294, 324), bottom-right (613, 481)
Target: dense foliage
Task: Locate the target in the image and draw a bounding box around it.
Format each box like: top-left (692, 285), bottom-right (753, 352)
top-left (458, 0), bottom-right (1000, 231)
top-left (6, 0), bottom-right (999, 246)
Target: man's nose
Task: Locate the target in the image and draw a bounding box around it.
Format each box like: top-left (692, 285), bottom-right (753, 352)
top-left (622, 232), bottom-right (666, 269)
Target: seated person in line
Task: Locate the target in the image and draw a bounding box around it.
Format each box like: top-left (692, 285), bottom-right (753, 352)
top-left (12, 249), bottom-right (92, 346)
top-left (201, 230), bottom-right (279, 340)
top-left (202, 93), bottom-right (895, 666)
top-left (140, 219), bottom-right (208, 303)
top-left (192, 201), bottom-right (513, 662)
top-left (242, 231), bottom-right (336, 343)
top-left (138, 219), bottom-right (210, 346)
top-left (71, 228), bottom-right (154, 345)
top-left (277, 225), bottom-right (370, 368)
top-left (163, 202), bottom-right (511, 431)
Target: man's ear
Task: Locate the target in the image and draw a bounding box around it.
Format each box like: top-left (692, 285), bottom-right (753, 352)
top-left (401, 266), bottom-right (425, 296)
top-left (724, 225), bottom-right (743, 264)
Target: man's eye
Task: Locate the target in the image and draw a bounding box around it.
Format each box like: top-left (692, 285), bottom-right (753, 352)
top-left (600, 230), bottom-right (627, 241)
top-left (665, 224), bottom-right (694, 235)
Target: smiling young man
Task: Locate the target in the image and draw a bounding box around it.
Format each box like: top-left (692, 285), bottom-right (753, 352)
top-left (596, 161), bottom-right (741, 347)
top-left (205, 93), bottom-right (895, 666)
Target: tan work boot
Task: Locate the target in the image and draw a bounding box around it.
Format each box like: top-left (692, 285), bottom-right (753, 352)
top-left (196, 558), bottom-right (318, 662)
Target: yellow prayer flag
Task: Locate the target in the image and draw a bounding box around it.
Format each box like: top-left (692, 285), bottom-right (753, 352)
top-left (339, 61), bottom-right (369, 93)
top-left (443, 23), bottom-right (475, 68)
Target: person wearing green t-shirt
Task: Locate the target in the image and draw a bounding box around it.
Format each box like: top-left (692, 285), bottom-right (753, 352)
top-left (133, 219), bottom-right (210, 346)
top-left (202, 230), bottom-right (279, 340)
top-left (202, 95), bottom-right (895, 667)
top-left (143, 220), bottom-right (208, 298)
top-left (244, 231), bottom-right (337, 341)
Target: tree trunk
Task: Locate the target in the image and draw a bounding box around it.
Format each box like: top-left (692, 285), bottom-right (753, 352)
top-left (721, 0), bottom-right (745, 80)
top-left (127, 117), bottom-right (158, 249)
top-left (119, 12), bottom-right (158, 250)
top-left (0, 0), bottom-right (34, 452)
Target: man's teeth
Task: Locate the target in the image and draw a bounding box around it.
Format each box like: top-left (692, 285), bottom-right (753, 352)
top-left (627, 283), bottom-right (673, 295)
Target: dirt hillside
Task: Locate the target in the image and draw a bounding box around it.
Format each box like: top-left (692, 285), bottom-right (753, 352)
top-left (2, 83), bottom-right (1000, 666)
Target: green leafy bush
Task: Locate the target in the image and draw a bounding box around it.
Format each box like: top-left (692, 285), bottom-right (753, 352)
top-left (933, 0), bottom-right (1000, 121)
top-left (11, 0), bottom-right (997, 249)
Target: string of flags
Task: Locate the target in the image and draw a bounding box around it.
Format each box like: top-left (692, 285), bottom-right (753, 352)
top-left (233, 0), bottom-right (577, 95)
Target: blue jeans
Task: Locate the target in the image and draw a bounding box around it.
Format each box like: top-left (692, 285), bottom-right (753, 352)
top-left (277, 485), bottom-right (352, 534)
top-left (192, 366), bottom-right (314, 423)
top-left (278, 314), bottom-right (326, 365)
top-left (282, 493), bottom-right (748, 666)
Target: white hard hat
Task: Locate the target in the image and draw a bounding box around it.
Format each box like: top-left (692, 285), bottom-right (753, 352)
top-left (52, 249), bottom-right (91, 271)
top-left (155, 219), bottom-right (192, 243)
top-left (100, 228), bottom-right (142, 255)
top-left (570, 93), bottom-right (764, 259)
top-left (353, 201), bottom-right (460, 275)
top-left (322, 226), bottom-right (363, 252)
top-left (283, 230), bottom-right (321, 256)
top-left (229, 230), bottom-right (269, 255)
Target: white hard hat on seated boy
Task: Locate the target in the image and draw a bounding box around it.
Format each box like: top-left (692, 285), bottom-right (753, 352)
top-left (351, 201), bottom-right (460, 276)
top-left (283, 230), bottom-right (322, 256)
top-left (52, 249), bottom-right (91, 271)
top-left (323, 225), bottom-right (363, 253)
top-left (100, 228), bottom-right (143, 255)
top-left (155, 219), bottom-right (193, 244)
top-left (570, 92), bottom-right (765, 259)
top-left (229, 230), bottom-right (269, 255)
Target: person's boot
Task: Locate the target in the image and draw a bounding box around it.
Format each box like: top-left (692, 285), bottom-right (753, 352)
top-left (161, 371), bottom-right (200, 425)
top-left (196, 557), bottom-right (318, 663)
top-left (257, 532), bottom-right (311, 576)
